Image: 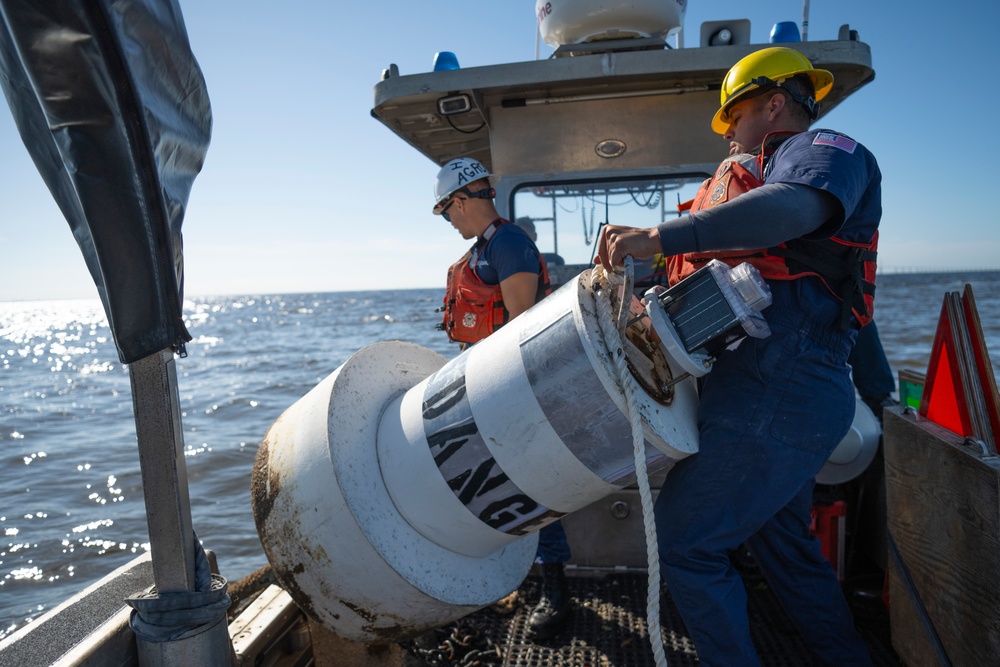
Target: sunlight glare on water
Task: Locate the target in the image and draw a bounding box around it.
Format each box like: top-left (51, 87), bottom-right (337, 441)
top-left (0, 288), bottom-right (453, 639)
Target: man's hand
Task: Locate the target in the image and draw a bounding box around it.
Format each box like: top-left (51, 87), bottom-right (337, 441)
top-left (593, 225), bottom-right (661, 273)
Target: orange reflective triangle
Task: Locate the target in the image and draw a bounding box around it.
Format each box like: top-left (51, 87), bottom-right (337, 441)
top-left (919, 297), bottom-right (973, 436)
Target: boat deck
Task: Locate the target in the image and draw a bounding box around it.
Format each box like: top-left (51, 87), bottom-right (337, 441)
top-left (401, 565), bottom-right (900, 666)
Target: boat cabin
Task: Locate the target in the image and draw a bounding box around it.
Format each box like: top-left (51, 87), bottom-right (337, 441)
top-left (372, 18), bottom-right (873, 284)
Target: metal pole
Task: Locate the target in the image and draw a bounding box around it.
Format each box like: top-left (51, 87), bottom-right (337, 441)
top-left (551, 195), bottom-right (558, 257)
top-left (129, 349), bottom-right (234, 666)
top-left (130, 348), bottom-right (197, 593)
top-left (802, 0), bottom-right (811, 41)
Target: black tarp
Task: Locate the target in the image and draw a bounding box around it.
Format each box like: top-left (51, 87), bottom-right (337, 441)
top-left (0, 0), bottom-right (211, 364)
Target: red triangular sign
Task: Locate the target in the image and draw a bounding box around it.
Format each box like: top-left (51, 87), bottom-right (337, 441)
top-left (919, 298), bottom-right (973, 436)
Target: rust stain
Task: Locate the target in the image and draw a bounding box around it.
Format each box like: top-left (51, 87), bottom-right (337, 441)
top-left (300, 540), bottom-right (329, 564)
top-left (269, 562), bottom-right (325, 622)
top-left (368, 624), bottom-right (424, 643)
top-left (340, 598), bottom-right (378, 624)
top-left (250, 434), bottom-right (279, 532)
top-left (342, 600), bottom-right (430, 643)
top-left (624, 319), bottom-right (675, 406)
top-left (250, 422), bottom-right (340, 623)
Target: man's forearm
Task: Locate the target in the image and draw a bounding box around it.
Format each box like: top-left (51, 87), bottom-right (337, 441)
top-left (657, 183), bottom-right (840, 255)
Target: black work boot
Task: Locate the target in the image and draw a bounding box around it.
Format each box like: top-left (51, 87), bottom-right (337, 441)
top-left (528, 563), bottom-right (571, 640)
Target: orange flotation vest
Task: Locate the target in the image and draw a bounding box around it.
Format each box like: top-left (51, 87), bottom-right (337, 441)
top-left (667, 132), bottom-right (878, 329)
top-left (440, 220), bottom-right (551, 345)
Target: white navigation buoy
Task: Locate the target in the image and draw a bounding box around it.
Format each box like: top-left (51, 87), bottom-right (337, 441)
top-left (252, 271), bottom-right (702, 642)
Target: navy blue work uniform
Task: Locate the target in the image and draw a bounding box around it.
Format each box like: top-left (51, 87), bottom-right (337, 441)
top-left (654, 130), bottom-right (881, 667)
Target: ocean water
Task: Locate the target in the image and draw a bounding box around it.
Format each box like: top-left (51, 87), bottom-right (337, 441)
top-left (2, 273), bottom-right (999, 640)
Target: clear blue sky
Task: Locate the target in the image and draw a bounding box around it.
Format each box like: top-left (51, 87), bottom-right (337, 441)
top-left (1, 1), bottom-right (996, 302)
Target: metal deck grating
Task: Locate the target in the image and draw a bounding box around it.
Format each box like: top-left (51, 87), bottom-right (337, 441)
top-left (404, 569), bottom-right (900, 666)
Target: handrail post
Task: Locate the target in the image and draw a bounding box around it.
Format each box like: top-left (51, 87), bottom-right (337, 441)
top-left (128, 349), bottom-right (233, 665)
top-left (130, 349), bottom-right (197, 593)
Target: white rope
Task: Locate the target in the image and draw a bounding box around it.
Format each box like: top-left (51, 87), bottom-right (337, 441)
top-left (590, 258), bottom-right (668, 667)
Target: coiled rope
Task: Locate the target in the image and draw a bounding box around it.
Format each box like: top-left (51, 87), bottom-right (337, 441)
top-left (590, 257), bottom-right (668, 667)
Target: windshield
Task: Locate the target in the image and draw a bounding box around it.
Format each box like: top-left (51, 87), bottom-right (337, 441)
top-left (511, 175), bottom-right (708, 269)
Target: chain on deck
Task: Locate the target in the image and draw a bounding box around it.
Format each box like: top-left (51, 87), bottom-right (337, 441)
top-left (403, 567), bottom-right (900, 667)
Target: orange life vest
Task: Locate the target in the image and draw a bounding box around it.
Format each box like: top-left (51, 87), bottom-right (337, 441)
top-left (440, 220), bottom-right (551, 345)
top-left (667, 132), bottom-right (878, 329)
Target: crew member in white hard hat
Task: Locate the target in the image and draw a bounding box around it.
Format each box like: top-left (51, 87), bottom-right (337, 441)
top-left (594, 47), bottom-right (880, 666)
top-left (432, 157), bottom-right (551, 343)
top-left (431, 157), bottom-right (570, 639)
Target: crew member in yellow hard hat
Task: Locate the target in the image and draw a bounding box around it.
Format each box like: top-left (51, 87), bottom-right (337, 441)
top-left (595, 46), bottom-right (880, 666)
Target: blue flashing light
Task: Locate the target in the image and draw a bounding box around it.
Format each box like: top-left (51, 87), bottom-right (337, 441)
top-left (433, 51), bottom-right (460, 72)
top-left (769, 22), bottom-right (801, 43)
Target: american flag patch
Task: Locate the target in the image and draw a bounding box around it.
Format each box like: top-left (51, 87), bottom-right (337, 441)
top-left (813, 132), bottom-right (857, 154)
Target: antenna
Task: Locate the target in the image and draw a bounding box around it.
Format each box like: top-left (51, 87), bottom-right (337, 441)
top-left (802, 0), bottom-right (810, 41)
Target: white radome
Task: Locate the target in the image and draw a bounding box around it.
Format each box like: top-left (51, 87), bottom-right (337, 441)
top-left (536, 0), bottom-right (686, 46)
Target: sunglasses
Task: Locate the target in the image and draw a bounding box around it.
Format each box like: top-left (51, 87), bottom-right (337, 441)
top-left (440, 186), bottom-right (493, 222)
top-left (440, 196), bottom-right (459, 222)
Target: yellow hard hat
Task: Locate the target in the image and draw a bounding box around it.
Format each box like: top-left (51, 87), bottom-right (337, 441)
top-left (711, 47), bottom-right (834, 134)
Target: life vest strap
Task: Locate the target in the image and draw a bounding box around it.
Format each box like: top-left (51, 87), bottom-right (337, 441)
top-left (769, 240), bottom-right (877, 329)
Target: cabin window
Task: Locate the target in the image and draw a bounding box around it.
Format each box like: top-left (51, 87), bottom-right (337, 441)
top-left (511, 175), bottom-right (707, 272)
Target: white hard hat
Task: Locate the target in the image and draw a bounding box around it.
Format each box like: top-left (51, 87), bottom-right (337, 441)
top-left (433, 158), bottom-right (491, 214)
